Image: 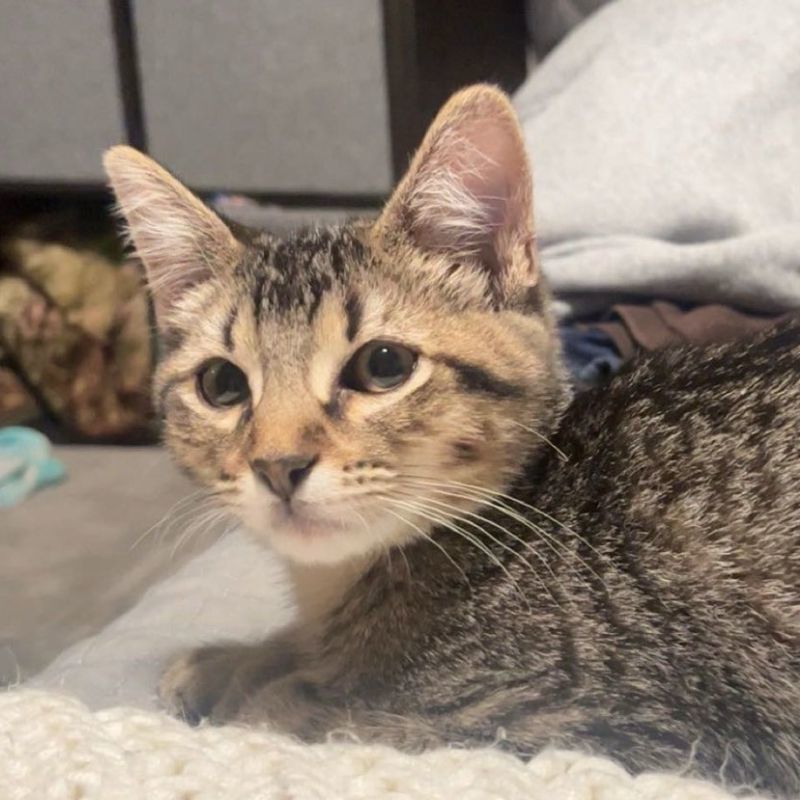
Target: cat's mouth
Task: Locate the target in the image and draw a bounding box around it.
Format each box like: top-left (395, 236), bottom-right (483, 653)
top-left (241, 492), bottom-right (415, 565)
top-left (268, 500), bottom-right (355, 538)
top-left (241, 476), bottom-right (417, 562)
top-left (245, 501), bottom-right (394, 564)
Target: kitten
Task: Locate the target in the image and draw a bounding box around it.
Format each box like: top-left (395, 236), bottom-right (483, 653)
top-left (104, 85), bottom-right (800, 797)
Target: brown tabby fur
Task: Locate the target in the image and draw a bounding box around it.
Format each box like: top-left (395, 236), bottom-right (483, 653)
top-left (105, 86), bottom-right (800, 797)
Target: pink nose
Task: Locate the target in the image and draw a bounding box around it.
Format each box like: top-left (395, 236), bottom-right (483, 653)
top-left (251, 455), bottom-right (318, 501)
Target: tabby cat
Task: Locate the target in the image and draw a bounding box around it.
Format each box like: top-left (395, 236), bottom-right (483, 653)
top-left (104, 85), bottom-right (800, 797)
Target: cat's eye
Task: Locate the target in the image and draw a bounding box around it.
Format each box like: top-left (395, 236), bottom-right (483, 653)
top-left (342, 341), bottom-right (417, 393)
top-left (197, 358), bottom-right (250, 408)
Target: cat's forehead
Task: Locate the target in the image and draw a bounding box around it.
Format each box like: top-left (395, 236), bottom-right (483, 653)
top-left (234, 224), bottom-right (369, 319)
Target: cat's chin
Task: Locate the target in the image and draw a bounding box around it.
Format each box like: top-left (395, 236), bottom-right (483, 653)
top-left (243, 503), bottom-right (411, 565)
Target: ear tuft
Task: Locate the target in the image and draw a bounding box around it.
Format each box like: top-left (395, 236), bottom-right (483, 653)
top-left (377, 84), bottom-right (536, 299)
top-left (103, 146), bottom-right (242, 324)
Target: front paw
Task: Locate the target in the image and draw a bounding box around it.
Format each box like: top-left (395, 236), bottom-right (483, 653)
top-left (159, 638), bottom-right (296, 725)
top-left (159, 646), bottom-right (240, 725)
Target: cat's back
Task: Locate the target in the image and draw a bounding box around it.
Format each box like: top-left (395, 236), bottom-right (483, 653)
top-left (554, 318), bottom-right (800, 488)
top-left (606, 316), bottom-right (800, 426)
top-left (542, 318), bottom-right (800, 593)
top-left (501, 322), bottom-right (800, 793)
top-left (568, 317), bottom-right (800, 441)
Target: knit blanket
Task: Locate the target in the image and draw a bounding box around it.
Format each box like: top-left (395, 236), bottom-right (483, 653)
top-left (0, 689), bottom-right (759, 800)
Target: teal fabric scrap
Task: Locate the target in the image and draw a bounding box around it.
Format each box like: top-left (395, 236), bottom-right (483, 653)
top-left (0, 427), bottom-right (66, 507)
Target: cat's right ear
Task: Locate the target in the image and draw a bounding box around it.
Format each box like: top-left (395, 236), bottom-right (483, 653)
top-left (103, 146), bottom-right (242, 324)
top-left (375, 84), bottom-right (536, 305)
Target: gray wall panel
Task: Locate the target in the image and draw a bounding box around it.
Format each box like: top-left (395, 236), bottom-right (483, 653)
top-left (0, 1), bottom-right (124, 182)
top-left (135, 1), bottom-right (393, 194)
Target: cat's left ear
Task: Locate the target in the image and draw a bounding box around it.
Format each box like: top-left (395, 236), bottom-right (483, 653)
top-left (103, 146), bottom-right (242, 325)
top-left (376, 84), bottom-right (537, 304)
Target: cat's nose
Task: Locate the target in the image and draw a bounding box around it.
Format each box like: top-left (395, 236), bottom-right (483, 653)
top-left (251, 454), bottom-right (318, 502)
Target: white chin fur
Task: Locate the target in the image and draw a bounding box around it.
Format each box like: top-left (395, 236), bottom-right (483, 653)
top-left (241, 506), bottom-right (415, 565)
top-left (237, 471), bottom-right (421, 565)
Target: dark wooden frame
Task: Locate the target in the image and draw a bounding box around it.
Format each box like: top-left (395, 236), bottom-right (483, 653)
top-left (382, 0), bottom-right (528, 181)
top-left (0, 0), bottom-right (528, 204)
top-left (109, 0), bottom-right (147, 152)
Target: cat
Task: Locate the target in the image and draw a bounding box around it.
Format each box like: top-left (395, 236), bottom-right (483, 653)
top-left (104, 85), bottom-right (800, 797)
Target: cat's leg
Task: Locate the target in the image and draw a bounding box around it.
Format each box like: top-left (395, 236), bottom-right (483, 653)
top-left (159, 632), bottom-right (297, 724)
top-left (229, 669), bottom-right (589, 753)
top-left (234, 673), bottom-right (447, 750)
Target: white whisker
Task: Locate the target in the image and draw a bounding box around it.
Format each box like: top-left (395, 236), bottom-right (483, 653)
top-left (131, 489), bottom-right (212, 551)
top-left (510, 420), bottom-right (569, 462)
top-left (387, 497), bottom-right (531, 610)
top-left (382, 505), bottom-right (470, 587)
top-left (399, 476), bottom-right (608, 595)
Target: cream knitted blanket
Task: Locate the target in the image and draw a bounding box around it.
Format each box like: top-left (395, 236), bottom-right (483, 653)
top-left (0, 689), bottom-right (761, 800)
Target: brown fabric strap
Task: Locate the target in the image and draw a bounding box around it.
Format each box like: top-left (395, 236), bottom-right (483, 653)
top-left (581, 301), bottom-right (794, 361)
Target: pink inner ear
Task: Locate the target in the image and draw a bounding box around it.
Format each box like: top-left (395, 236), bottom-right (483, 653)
top-left (409, 113), bottom-right (529, 273)
top-left (457, 118), bottom-right (520, 223)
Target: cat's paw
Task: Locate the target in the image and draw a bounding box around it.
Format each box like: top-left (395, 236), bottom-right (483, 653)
top-left (158, 649), bottom-right (224, 725)
top-left (159, 645), bottom-right (247, 725)
top-left (159, 638), bottom-right (295, 725)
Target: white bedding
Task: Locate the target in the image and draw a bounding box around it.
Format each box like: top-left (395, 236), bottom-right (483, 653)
top-left (1, 688), bottom-right (760, 799)
top-left (23, 530), bottom-right (767, 799)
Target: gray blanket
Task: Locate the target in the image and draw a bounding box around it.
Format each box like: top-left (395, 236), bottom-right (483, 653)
top-left (517, 0), bottom-right (800, 319)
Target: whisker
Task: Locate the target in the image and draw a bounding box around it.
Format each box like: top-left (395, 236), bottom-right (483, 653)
top-left (131, 490), bottom-right (218, 551)
top-left (510, 420), bottom-right (569, 462)
top-left (397, 488), bottom-right (561, 581)
top-left (382, 505), bottom-right (470, 587)
top-left (402, 483), bottom-right (568, 568)
top-left (404, 475), bottom-right (606, 567)
top-left (169, 506), bottom-right (233, 561)
top-left (437, 478), bottom-right (598, 556)
top-left (399, 477), bottom-right (608, 594)
top-left (350, 507), bottom-right (371, 536)
top-left (387, 497), bottom-right (531, 610)
top-left (159, 497), bottom-right (224, 548)
top-left (391, 493), bottom-right (560, 607)
top-left (397, 544), bottom-right (414, 584)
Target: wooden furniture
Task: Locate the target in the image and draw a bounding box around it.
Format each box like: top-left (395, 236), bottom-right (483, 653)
top-left (0, 0), bottom-right (527, 202)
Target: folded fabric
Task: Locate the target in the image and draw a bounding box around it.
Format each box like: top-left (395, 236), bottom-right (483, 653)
top-left (587, 302), bottom-right (794, 360)
top-left (515, 0), bottom-right (800, 319)
top-left (0, 241), bottom-right (154, 441)
top-left (0, 427), bottom-right (65, 507)
top-left (525, 0), bottom-right (611, 58)
top-left (558, 326), bottom-right (622, 387)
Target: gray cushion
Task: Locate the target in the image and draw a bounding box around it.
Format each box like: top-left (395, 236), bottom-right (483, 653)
top-left (30, 530), bottom-right (290, 711)
top-left (2, 446), bottom-right (202, 684)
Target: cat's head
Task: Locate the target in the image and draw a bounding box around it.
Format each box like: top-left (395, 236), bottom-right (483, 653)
top-left (105, 85), bottom-right (568, 565)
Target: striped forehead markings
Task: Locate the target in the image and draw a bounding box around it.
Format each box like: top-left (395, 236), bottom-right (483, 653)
top-left (246, 228), bottom-right (362, 320)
